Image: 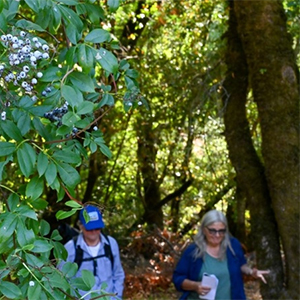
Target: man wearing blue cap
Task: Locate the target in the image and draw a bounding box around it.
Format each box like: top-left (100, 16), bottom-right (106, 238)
top-left (60, 205), bottom-right (125, 299)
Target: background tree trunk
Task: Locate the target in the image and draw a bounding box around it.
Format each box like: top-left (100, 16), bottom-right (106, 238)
top-left (222, 2), bottom-right (284, 298)
top-left (233, 1), bottom-right (300, 298)
top-left (136, 116), bottom-right (164, 228)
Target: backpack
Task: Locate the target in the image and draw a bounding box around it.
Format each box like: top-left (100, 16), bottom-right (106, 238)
top-left (72, 233), bottom-right (114, 275)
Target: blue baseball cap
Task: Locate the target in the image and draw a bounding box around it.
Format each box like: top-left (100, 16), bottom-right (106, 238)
top-left (79, 205), bottom-right (105, 230)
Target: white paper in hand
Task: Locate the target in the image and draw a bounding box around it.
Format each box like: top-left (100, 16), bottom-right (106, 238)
top-left (199, 273), bottom-right (219, 300)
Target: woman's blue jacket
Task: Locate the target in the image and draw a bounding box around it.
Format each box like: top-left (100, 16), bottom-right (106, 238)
top-left (172, 237), bottom-right (247, 300)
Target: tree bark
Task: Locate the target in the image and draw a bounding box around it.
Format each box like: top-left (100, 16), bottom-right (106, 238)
top-left (233, 1), bottom-right (299, 298)
top-left (222, 2), bottom-right (283, 298)
top-left (136, 117), bottom-right (164, 228)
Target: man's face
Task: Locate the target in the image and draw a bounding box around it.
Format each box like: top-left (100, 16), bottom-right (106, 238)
top-left (81, 226), bottom-right (101, 245)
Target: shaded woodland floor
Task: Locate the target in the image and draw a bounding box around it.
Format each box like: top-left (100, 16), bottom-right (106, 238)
top-left (121, 228), bottom-right (262, 300)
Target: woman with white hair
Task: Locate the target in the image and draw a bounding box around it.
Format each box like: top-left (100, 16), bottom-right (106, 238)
top-left (172, 210), bottom-right (269, 300)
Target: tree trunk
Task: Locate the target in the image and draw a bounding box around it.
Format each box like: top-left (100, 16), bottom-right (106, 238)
top-left (233, 1), bottom-right (300, 298)
top-left (136, 117), bottom-right (164, 228)
top-left (222, 2), bottom-right (283, 298)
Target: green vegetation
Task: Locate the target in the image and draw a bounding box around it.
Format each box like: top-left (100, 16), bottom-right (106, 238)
top-left (0, 0), bottom-right (299, 299)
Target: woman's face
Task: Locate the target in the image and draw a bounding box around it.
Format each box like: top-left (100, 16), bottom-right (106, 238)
top-left (204, 221), bottom-right (226, 246)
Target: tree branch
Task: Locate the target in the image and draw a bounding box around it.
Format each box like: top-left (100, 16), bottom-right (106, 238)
top-left (153, 179), bottom-right (193, 210)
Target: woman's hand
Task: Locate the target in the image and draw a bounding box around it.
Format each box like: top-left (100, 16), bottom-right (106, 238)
top-left (196, 282), bottom-right (211, 297)
top-left (252, 268), bottom-right (270, 284)
top-left (181, 279), bottom-right (211, 296)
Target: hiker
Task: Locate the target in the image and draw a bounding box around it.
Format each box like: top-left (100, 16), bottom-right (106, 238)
top-left (59, 205), bottom-right (125, 299)
top-left (172, 209), bottom-right (270, 300)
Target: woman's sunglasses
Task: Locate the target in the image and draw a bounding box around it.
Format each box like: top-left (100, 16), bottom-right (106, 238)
top-left (206, 227), bottom-right (226, 236)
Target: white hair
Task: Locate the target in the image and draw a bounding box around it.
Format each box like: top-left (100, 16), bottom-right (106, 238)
top-left (193, 210), bottom-right (234, 260)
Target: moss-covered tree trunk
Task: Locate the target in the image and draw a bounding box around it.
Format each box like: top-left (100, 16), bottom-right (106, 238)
top-left (233, 1), bottom-right (300, 298)
top-left (222, 3), bottom-right (283, 299)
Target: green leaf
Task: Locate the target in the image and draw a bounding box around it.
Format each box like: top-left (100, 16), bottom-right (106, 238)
top-left (59, 5), bottom-right (83, 29)
top-left (69, 72), bottom-right (95, 93)
top-left (37, 152), bottom-right (49, 177)
top-left (90, 141), bottom-right (97, 153)
top-left (35, 8), bottom-right (50, 29)
top-left (125, 69), bottom-right (139, 79)
top-left (120, 59), bottom-right (130, 70)
top-left (39, 66), bottom-right (61, 82)
top-left (15, 19), bottom-right (45, 31)
top-left (107, 0), bottom-right (120, 12)
top-left (40, 219), bottom-right (51, 236)
top-left (62, 262), bottom-right (78, 278)
top-left (5, 0), bottom-right (19, 20)
top-left (61, 85), bottom-right (84, 107)
top-left (0, 213), bottom-right (17, 244)
top-left (99, 143), bottom-right (112, 159)
top-left (85, 29), bottom-right (111, 43)
top-left (52, 241), bottom-right (68, 260)
top-left (45, 161), bottom-right (57, 186)
top-left (0, 1), bottom-right (4, 13)
top-left (26, 219), bottom-right (40, 236)
top-left (125, 76), bottom-right (138, 89)
top-left (56, 125), bottom-right (73, 136)
top-left (27, 281), bottom-right (42, 300)
top-left (85, 4), bottom-right (105, 23)
top-left (17, 112), bottom-right (31, 136)
top-left (21, 244), bottom-right (35, 251)
top-left (25, 253), bottom-right (44, 268)
top-left (43, 270), bottom-right (70, 290)
top-left (81, 269), bottom-right (95, 290)
top-left (64, 46), bottom-right (77, 67)
top-left (57, 0), bottom-right (79, 4)
top-left (7, 193), bottom-right (19, 211)
top-left (94, 138), bottom-right (112, 159)
top-left (77, 44), bottom-right (95, 73)
top-left (72, 271), bottom-right (94, 291)
top-left (16, 143), bottom-right (37, 178)
top-left (31, 198), bottom-right (48, 210)
top-left (56, 209), bottom-right (77, 220)
top-left (24, 0), bottom-right (39, 13)
top-left (0, 281), bottom-right (22, 299)
top-left (61, 111), bottom-right (81, 127)
top-left (65, 200), bottom-right (82, 209)
top-left (49, 177), bottom-right (61, 192)
top-left (57, 163), bottom-right (81, 188)
top-left (98, 93), bottom-right (115, 108)
top-left (0, 142), bottom-right (16, 156)
top-left (0, 161), bottom-right (6, 182)
top-left (32, 117), bottom-right (52, 140)
top-left (96, 48), bottom-right (119, 76)
top-left (76, 101), bottom-right (94, 115)
top-left (0, 120), bottom-right (23, 142)
top-left (19, 95), bottom-right (35, 108)
top-left (66, 22), bottom-right (81, 44)
top-left (15, 205), bottom-right (38, 220)
top-left (16, 221), bottom-right (35, 247)
top-left (75, 118), bottom-right (92, 129)
top-left (0, 13), bottom-right (8, 33)
top-left (50, 229), bottom-right (63, 241)
top-left (53, 149), bottom-right (81, 165)
top-left (49, 4), bottom-right (62, 33)
top-left (32, 239), bottom-right (53, 253)
top-left (26, 176), bottom-right (44, 200)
